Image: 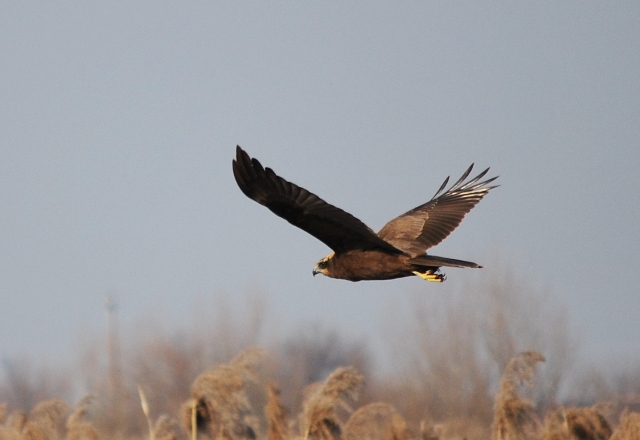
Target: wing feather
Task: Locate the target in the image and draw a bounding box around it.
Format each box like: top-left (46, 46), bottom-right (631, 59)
top-left (378, 164), bottom-right (498, 256)
top-left (233, 146), bottom-right (402, 254)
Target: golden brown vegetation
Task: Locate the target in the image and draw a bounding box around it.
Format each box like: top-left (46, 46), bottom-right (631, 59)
top-left (264, 383), bottom-right (287, 440)
top-left (609, 411), bottom-right (640, 440)
top-left (343, 402), bottom-right (408, 440)
top-left (492, 351), bottom-right (545, 440)
top-left (183, 347), bottom-right (264, 439)
top-left (1, 348), bottom-right (639, 440)
top-left (300, 366), bottom-right (363, 440)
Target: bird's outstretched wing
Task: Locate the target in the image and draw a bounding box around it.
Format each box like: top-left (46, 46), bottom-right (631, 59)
top-left (233, 146), bottom-right (402, 254)
top-left (377, 164), bottom-right (498, 256)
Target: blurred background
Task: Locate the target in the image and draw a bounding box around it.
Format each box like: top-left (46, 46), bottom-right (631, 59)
top-left (0, 3), bottom-right (639, 436)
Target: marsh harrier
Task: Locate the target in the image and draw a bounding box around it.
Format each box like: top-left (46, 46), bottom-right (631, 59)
top-left (232, 146), bottom-right (498, 282)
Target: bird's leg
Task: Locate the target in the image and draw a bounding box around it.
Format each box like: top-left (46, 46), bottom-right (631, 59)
top-left (412, 269), bottom-right (446, 282)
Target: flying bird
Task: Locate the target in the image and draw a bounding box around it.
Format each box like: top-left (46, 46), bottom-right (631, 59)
top-left (232, 146), bottom-right (498, 282)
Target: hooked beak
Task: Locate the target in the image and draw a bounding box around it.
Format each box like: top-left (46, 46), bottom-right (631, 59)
top-left (312, 268), bottom-right (320, 277)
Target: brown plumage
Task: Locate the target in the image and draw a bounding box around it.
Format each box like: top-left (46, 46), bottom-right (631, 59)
top-left (232, 146), bottom-right (498, 282)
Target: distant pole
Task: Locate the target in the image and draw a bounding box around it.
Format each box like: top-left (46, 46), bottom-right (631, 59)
top-left (105, 294), bottom-right (124, 431)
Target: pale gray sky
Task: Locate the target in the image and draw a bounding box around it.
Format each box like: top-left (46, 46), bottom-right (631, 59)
top-left (1, 3), bottom-right (639, 377)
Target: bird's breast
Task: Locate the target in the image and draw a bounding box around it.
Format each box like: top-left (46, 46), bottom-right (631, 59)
top-left (329, 250), bottom-right (411, 281)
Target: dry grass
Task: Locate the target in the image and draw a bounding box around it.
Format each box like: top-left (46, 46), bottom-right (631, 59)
top-left (540, 407), bottom-right (570, 440)
top-left (300, 366), bottom-right (363, 440)
top-left (610, 411), bottom-right (640, 440)
top-left (343, 402), bottom-right (407, 440)
top-left (152, 415), bottom-right (181, 440)
top-left (65, 396), bottom-right (99, 440)
top-left (265, 383), bottom-right (287, 440)
top-left (25, 399), bottom-right (70, 440)
top-left (2, 347), bottom-right (639, 440)
top-left (183, 347), bottom-right (264, 440)
top-left (540, 406), bottom-right (613, 440)
top-left (492, 351), bottom-right (545, 440)
top-left (564, 407), bottom-right (612, 440)
top-left (0, 399), bottom-right (69, 440)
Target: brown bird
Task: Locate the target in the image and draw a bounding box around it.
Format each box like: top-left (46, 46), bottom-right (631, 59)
top-left (232, 146), bottom-right (498, 282)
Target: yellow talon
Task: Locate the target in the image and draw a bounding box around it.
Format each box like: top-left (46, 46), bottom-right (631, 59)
top-left (412, 270), bottom-right (446, 282)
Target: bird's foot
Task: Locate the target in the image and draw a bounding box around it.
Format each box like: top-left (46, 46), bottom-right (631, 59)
top-left (413, 270), bottom-right (446, 282)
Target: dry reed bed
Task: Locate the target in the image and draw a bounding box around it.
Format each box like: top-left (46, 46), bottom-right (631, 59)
top-left (0, 349), bottom-right (638, 440)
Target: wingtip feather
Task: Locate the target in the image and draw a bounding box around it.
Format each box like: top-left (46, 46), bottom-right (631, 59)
top-left (433, 175), bottom-right (450, 199)
top-left (450, 163), bottom-right (475, 190)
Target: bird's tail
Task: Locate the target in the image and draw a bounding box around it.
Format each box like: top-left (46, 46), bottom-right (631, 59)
top-left (409, 254), bottom-right (482, 269)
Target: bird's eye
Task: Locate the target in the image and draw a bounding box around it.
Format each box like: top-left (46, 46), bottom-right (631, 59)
top-left (318, 260), bottom-right (327, 269)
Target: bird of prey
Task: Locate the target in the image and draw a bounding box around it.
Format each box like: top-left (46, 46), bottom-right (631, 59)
top-left (232, 146), bottom-right (498, 282)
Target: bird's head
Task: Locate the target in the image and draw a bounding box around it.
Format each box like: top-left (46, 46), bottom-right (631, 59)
top-left (313, 254), bottom-right (334, 277)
